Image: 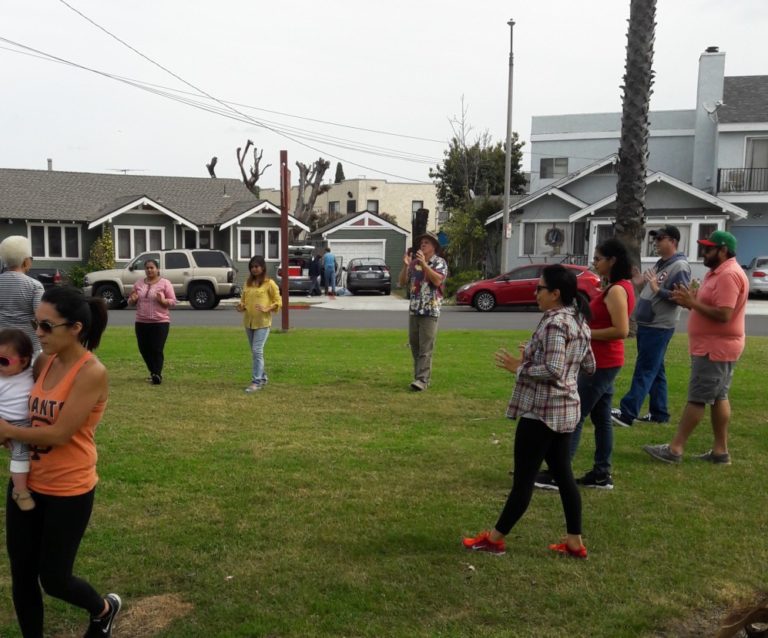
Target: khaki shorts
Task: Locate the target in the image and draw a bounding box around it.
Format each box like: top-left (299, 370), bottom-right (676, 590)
top-left (687, 355), bottom-right (736, 404)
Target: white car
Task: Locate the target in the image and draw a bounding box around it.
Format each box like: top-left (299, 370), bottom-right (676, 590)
top-left (743, 256), bottom-right (768, 297)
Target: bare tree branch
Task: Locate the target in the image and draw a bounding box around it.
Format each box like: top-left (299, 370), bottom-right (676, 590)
top-left (206, 156), bottom-right (218, 178)
top-left (236, 140), bottom-right (272, 197)
top-left (292, 158), bottom-right (331, 238)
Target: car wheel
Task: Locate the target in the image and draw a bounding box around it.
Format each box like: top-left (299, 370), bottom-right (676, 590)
top-left (94, 284), bottom-right (124, 310)
top-left (189, 283), bottom-right (216, 310)
top-left (383, 286), bottom-right (391, 295)
top-left (474, 291), bottom-right (496, 312)
top-left (210, 298), bottom-right (221, 309)
top-left (348, 287), bottom-right (356, 295)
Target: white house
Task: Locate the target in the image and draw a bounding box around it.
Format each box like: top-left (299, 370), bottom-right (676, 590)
top-left (488, 47), bottom-right (767, 277)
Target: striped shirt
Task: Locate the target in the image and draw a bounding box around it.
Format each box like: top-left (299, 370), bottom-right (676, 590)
top-left (0, 271), bottom-right (44, 351)
top-left (506, 305), bottom-right (595, 433)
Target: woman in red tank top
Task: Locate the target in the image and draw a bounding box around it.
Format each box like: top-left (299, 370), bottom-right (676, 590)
top-left (0, 286), bottom-right (122, 637)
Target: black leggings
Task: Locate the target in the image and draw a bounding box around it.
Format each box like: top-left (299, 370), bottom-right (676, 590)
top-left (495, 417), bottom-right (582, 536)
top-left (5, 483), bottom-right (104, 638)
top-left (135, 321), bottom-right (170, 376)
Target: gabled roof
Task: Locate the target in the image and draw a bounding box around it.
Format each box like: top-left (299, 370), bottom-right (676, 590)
top-left (217, 200), bottom-right (309, 231)
top-left (568, 171), bottom-right (749, 222)
top-left (311, 211), bottom-right (408, 237)
top-left (719, 76), bottom-right (768, 124)
top-left (0, 168), bottom-right (264, 225)
top-left (87, 195), bottom-right (198, 230)
top-left (485, 155), bottom-right (618, 225)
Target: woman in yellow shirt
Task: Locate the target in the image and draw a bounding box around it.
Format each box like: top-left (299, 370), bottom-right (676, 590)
top-left (237, 256), bottom-right (281, 393)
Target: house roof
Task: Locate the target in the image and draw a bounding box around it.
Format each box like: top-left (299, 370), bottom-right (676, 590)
top-left (719, 76), bottom-right (768, 124)
top-left (567, 171), bottom-right (749, 222)
top-left (0, 168), bottom-right (278, 227)
top-left (485, 155), bottom-right (617, 225)
top-left (311, 211), bottom-right (408, 237)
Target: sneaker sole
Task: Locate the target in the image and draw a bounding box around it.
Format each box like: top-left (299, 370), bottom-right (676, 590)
top-left (581, 483), bottom-right (614, 490)
top-left (642, 448), bottom-right (681, 464)
top-left (611, 415), bottom-right (633, 428)
top-left (534, 482), bottom-right (560, 491)
top-left (465, 546), bottom-right (506, 555)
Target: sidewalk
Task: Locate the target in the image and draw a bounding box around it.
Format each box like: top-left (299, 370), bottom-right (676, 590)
top-left (289, 293), bottom-right (409, 312)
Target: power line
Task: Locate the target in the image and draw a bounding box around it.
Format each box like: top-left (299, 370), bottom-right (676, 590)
top-left (51, 0), bottom-right (436, 182)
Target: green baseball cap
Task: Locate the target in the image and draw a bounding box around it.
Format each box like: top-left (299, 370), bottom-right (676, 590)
top-left (697, 230), bottom-right (737, 253)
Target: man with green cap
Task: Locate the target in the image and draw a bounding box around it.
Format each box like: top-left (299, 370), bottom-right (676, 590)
top-left (643, 230), bottom-right (749, 465)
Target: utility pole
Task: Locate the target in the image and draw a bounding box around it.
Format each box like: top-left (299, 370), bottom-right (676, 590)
top-left (501, 18), bottom-right (515, 274)
top-left (280, 150), bottom-right (291, 330)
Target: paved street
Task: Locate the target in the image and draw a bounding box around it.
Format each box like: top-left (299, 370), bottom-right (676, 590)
top-left (104, 294), bottom-right (768, 335)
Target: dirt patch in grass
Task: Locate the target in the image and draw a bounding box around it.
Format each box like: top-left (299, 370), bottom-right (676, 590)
top-left (653, 593), bottom-right (768, 638)
top-left (116, 593), bottom-right (194, 637)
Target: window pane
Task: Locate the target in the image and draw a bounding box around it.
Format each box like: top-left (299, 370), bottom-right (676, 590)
top-left (253, 230), bottom-right (265, 257)
top-left (412, 200), bottom-right (424, 213)
top-left (240, 230), bottom-right (251, 259)
top-left (268, 231), bottom-right (279, 259)
top-left (523, 223), bottom-right (536, 254)
top-left (165, 252), bottom-right (190, 269)
top-left (134, 229), bottom-right (147, 255)
top-left (366, 200), bottom-right (379, 213)
top-left (184, 230), bottom-right (197, 249)
top-left (64, 227), bottom-right (79, 258)
top-left (192, 251), bottom-right (227, 267)
top-left (48, 227), bottom-right (62, 258)
top-left (329, 201), bottom-right (340, 214)
top-left (149, 229), bottom-right (163, 251)
top-left (30, 226), bottom-right (45, 257)
top-left (346, 199), bottom-right (357, 213)
top-left (697, 223), bottom-right (718, 259)
top-left (199, 230), bottom-right (211, 249)
top-left (117, 229), bottom-right (131, 260)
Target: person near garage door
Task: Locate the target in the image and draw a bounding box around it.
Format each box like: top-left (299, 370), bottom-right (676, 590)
top-left (398, 232), bottom-right (448, 391)
top-left (323, 247), bottom-right (337, 296)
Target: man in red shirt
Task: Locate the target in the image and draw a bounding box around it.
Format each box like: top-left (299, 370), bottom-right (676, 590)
top-left (643, 231), bottom-right (749, 465)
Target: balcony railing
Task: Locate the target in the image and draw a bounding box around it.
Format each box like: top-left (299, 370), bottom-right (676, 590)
top-left (717, 168), bottom-right (768, 193)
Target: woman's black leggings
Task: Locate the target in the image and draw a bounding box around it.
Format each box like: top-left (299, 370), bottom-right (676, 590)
top-left (5, 483), bottom-right (104, 637)
top-left (135, 321), bottom-right (170, 376)
top-left (495, 417), bottom-right (582, 536)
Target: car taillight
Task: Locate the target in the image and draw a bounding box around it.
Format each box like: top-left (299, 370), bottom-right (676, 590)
top-left (227, 270), bottom-right (234, 283)
top-left (753, 271), bottom-right (766, 278)
top-left (53, 270), bottom-right (62, 284)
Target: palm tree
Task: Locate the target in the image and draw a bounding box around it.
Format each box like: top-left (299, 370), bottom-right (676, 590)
top-left (614, 0), bottom-right (657, 268)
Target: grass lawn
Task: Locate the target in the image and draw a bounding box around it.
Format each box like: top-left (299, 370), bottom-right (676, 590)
top-left (0, 326), bottom-right (766, 637)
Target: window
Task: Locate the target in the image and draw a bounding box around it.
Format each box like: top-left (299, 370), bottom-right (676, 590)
top-left (183, 229), bottom-right (211, 249)
top-left (28, 224), bottom-right (81, 260)
top-left (522, 222), bottom-right (570, 256)
top-left (193, 250), bottom-right (230, 267)
top-left (165, 252), bottom-right (191, 269)
top-left (128, 252), bottom-right (160, 271)
top-left (507, 266), bottom-right (541, 281)
top-left (366, 200), bottom-right (379, 214)
top-left (412, 200), bottom-right (424, 213)
top-left (329, 201), bottom-right (341, 215)
top-left (540, 157), bottom-right (568, 179)
top-left (115, 226), bottom-right (163, 260)
top-left (238, 228), bottom-right (280, 260)
top-left (696, 223), bottom-right (719, 259)
top-left (346, 199), bottom-right (357, 213)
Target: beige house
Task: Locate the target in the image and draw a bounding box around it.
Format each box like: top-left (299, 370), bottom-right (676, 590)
top-left (260, 178), bottom-right (440, 232)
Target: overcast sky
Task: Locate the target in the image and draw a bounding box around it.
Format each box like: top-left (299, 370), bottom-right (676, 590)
top-left (1, 0), bottom-right (766, 188)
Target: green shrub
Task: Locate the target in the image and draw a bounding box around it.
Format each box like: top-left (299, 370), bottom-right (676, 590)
top-left (444, 269), bottom-right (482, 298)
top-left (87, 223), bottom-right (115, 271)
top-left (67, 265), bottom-right (88, 289)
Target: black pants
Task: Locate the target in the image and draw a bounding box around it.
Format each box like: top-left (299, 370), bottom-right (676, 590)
top-left (495, 417), bottom-right (582, 536)
top-left (135, 321), bottom-right (170, 377)
top-left (5, 483), bottom-right (104, 637)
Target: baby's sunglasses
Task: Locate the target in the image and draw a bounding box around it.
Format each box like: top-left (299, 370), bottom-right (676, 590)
top-left (0, 355), bottom-right (22, 367)
top-left (30, 319), bottom-right (71, 333)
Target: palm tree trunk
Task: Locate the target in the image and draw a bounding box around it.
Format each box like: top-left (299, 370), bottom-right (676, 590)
top-left (615, 0), bottom-right (657, 270)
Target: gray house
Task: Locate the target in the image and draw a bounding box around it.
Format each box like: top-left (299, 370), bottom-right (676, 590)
top-left (0, 168), bottom-right (309, 284)
top-left (309, 210), bottom-right (408, 283)
top-left (488, 47), bottom-right (767, 277)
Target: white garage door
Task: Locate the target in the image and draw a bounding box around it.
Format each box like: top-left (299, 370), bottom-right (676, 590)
top-left (329, 240), bottom-right (385, 269)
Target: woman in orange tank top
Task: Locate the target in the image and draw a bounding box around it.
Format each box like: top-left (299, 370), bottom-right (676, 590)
top-left (0, 286), bottom-right (121, 638)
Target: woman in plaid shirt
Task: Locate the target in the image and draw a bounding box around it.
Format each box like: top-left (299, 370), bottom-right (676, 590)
top-left (463, 265), bottom-right (595, 558)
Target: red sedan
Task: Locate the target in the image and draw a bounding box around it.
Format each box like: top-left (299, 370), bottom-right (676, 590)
top-left (455, 264), bottom-right (602, 312)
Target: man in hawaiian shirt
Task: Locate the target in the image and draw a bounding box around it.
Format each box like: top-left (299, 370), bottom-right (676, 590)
top-left (398, 232), bottom-right (448, 391)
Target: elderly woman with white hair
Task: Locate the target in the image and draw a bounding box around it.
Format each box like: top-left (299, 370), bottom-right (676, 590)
top-left (0, 236), bottom-right (44, 352)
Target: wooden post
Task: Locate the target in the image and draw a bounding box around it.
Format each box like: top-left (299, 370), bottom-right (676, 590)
top-left (280, 150), bottom-right (291, 330)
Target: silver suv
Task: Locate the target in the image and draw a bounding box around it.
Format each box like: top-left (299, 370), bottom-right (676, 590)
top-left (83, 249), bottom-right (240, 309)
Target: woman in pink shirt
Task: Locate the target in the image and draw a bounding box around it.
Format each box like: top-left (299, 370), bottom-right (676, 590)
top-left (127, 259), bottom-right (176, 385)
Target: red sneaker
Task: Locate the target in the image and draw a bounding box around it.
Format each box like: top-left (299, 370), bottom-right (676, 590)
top-left (462, 531), bottom-right (506, 555)
top-left (548, 542), bottom-right (588, 559)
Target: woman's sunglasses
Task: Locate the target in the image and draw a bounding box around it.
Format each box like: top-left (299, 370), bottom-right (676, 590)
top-left (30, 319), bottom-right (71, 333)
top-left (0, 355), bottom-right (22, 367)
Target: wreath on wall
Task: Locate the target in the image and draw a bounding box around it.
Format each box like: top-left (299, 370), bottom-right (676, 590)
top-left (544, 226), bottom-right (565, 254)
